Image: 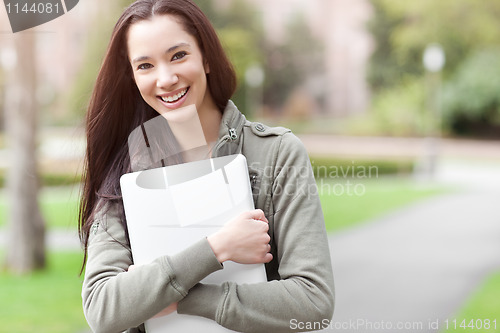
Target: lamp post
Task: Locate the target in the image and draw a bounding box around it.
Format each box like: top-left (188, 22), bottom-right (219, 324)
top-left (421, 43), bottom-right (445, 179)
top-left (423, 44), bottom-right (446, 74)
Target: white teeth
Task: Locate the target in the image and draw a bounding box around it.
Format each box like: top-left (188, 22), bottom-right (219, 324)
top-left (160, 88), bottom-right (187, 103)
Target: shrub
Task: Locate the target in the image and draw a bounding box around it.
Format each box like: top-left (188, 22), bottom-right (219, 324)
top-left (442, 48), bottom-right (500, 137)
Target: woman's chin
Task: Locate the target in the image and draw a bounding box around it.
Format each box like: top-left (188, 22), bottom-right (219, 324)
top-left (159, 104), bottom-right (199, 124)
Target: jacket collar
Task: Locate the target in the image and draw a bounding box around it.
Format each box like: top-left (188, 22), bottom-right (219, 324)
top-left (218, 100), bottom-right (246, 139)
top-left (213, 100), bottom-right (246, 156)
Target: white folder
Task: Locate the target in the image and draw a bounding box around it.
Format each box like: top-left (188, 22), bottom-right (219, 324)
top-left (120, 154), bottom-right (267, 332)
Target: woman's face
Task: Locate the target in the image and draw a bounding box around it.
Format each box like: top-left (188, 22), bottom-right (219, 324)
top-left (127, 15), bottom-right (212, 116)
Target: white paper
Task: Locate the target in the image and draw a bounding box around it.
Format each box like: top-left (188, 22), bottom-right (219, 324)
top-left (120, 154), bottom-right (267, 333)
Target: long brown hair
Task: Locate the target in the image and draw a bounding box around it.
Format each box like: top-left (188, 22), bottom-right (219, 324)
top-left (79, 0), bottom-right (237, 272)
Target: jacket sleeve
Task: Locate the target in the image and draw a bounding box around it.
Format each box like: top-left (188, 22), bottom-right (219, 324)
top-left (81, 204), bottom-right (223, 333)
top-left (177, 132), bottom-right (335, 332)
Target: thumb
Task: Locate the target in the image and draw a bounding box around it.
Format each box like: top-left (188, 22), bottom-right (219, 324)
top-left (262, 252), bottom-right (273, 263)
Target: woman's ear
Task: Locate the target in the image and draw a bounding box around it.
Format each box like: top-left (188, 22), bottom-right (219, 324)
top-left (204, 60), bottom-right (210, 74)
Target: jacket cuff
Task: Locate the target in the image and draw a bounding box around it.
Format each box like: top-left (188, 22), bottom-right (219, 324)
top-left (166, 238), bottom-right (223, 295)
top-left (177, 283), bottom-right (226, 322)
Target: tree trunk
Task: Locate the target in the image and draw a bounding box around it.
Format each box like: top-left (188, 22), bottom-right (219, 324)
top-left (4, 32), bottom-right (46, 274)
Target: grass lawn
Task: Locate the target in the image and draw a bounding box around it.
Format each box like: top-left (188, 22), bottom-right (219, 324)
top-left (0, 186), bottom-right (80, 229)
top-left (443, 271), bottom-right (500, 332)
top-left (0, 252), bottom-right (89, 333)
top-left (318, 177), bottom-right (448, 232)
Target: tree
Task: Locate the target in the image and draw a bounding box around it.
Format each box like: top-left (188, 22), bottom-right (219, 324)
top-left (3, 32), bottom-right (46, 274)
top-left (442, 48), bottom-right (500, 138)
top-left (262, 12), bottom-right (325, 112)
top-left (368, 0), bottom-right (500, 90)
top-left (367, 0), bottom-right (500, 136)
top-left (194, 0), bottom-right (264, 115)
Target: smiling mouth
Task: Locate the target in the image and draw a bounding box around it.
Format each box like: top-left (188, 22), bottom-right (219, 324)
top-left (159, 87), bottom-right (189, 103)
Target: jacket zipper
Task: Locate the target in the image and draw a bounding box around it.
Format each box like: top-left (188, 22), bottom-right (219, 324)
top-left (229, 128), bottom-right (238, 140)
top-left (212, 128), bottom-right (237, 157)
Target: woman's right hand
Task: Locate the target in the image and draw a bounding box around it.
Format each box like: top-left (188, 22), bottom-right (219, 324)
top-left (207, 209), bottom-right (273, 264)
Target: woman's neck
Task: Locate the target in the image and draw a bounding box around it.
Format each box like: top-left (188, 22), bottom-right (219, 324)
top-left (197, 91), bottom-right (222, 144)
top-left (198, 104), bottom-right (222, 144)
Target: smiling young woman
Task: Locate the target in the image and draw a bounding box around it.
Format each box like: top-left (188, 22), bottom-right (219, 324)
top-left (79, 1), bottom-right (334, 332)
top-left (127, 14), bottom-right (221, 143)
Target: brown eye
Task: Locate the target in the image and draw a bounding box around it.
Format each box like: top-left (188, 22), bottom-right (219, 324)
top-left (172, 51), bottom-right (187, 61)
top-left (138, 63), bottom-right (153, 70)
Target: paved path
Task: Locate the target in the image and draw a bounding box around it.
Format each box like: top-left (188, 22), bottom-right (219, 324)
top-left (0, 228), bottom-right (81, 251)
top-left (298, 135), bottom-right (500, 161)
top-left (324, 187), bottom-right (500, 332)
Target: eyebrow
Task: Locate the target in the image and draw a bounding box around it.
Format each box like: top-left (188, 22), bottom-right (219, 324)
top-left (131, 42), bottom-right (191, 64)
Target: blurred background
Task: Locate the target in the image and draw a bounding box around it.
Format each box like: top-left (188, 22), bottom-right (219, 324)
top-left (0, 0), bottom-right (499, 332)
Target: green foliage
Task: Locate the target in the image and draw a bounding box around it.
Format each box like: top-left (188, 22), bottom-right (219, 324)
top-left (367, 1), bottom-right (412, 90)
top-left (196, 0), bottom-right (260, 30)
top-left (369, 0), bottom-right (500, 88)
top-left (41, 173), bottom-right (82, 187)
top-left (0, 170), bottom-right (81, 189)
top-left (310, 156), bottom-right (415, 178)
top-left (194, 0), bottom-right (265, 114)
top-left (262, 12), bottom-right (325, 110)
top-left (368, 0), bottom-right (500, 137)
top-left (442, 48), bottom-right (500, 131)
top-left (369, 78), bottom-right (428, 136)
top-left (195, 0), bottom-right (264, 77)
top-left (218, 28), bottom-right (262, 84)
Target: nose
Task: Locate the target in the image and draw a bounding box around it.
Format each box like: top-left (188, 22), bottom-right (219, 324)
top-left (156, 65), bottom-right (178, 88)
